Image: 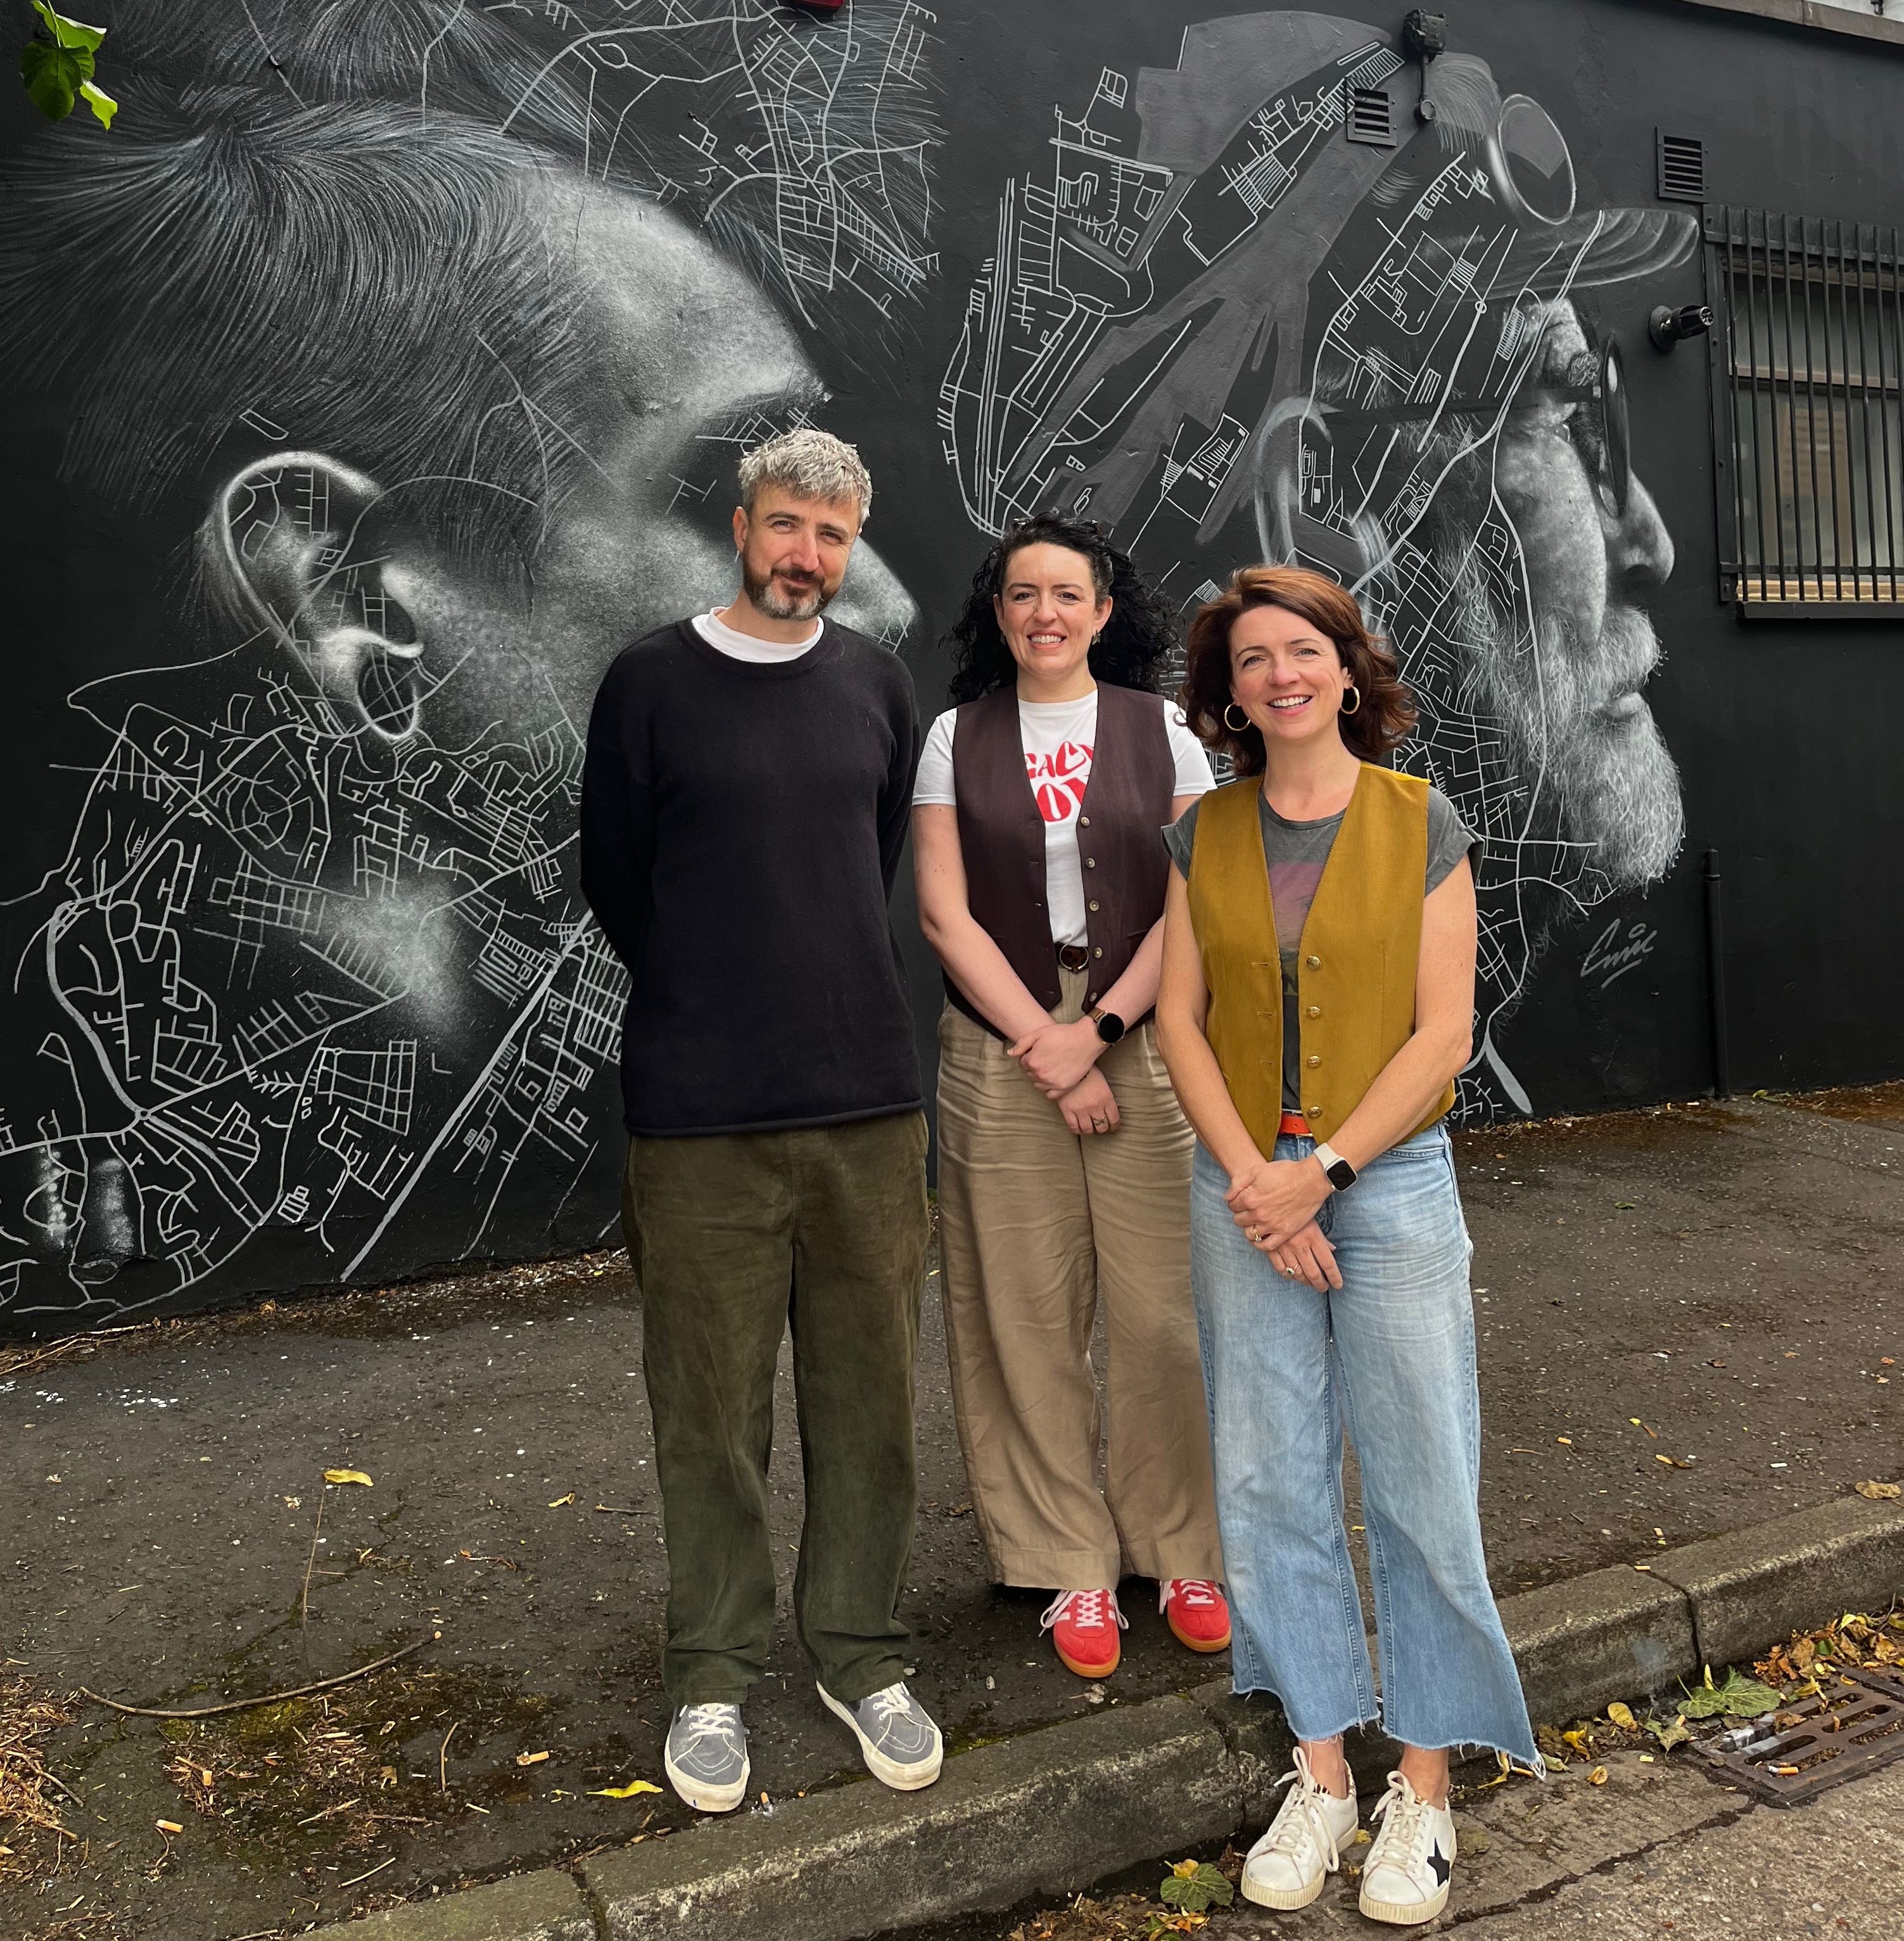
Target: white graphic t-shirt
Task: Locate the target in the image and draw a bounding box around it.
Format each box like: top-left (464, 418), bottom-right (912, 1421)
top-left (913, 690), bottom-right (1215, 945)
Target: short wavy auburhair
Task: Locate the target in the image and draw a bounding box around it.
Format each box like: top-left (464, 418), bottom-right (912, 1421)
top-left (944, 512), bottom-right (1178, 704)
top-left (1182, 566), bottom-right (1415, 773)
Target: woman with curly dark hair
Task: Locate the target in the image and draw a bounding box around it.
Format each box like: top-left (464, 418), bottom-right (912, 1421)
top-left (912, 512), bottom-right (1228, 1682)
top-left (1155, 566), bottom-right (1536, 1926)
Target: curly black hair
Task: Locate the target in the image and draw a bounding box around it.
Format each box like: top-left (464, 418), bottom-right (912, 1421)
top-left (944, 512), bottom-right (1179, 704)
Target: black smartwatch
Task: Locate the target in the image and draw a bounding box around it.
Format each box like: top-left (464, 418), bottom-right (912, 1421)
top-left (1314, 1141), bottom-right (1357, 1192)
top-left (1089, 1007), bottom-right (1126, 1045)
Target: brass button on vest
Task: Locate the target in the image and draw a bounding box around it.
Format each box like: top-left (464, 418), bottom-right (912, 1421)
top-left (1306, 1053), bottom-right (1321, 1067)
top-left (1079, 815), bottom-right (1091, 827)
top-left (1306, 1004), bottom-right (1321, 1018)
top-left (1088, 900), bottom-right (1100, 912)
top-left (1084, 856), bottom-right (1096, 869)
top-left (1092, 946), bottom-right (1103, 958)
top-left (1305, 953), bottom-right (1321, 969)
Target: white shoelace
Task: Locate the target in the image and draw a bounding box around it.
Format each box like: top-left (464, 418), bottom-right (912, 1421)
top-left (675, 1702), bottom-right (744, 1757)
top-left (1158, 1577), bottom-right (1222, 1613)
top-left (1262, 1747), bottom-right (1349, 1873)
top-left (861, 1683), bottom-right (914, 1722)
top-left (1369, 1771), bottom-right (1435, 1876)
top-left (1040, 1588), bottom-right (1128, 1634)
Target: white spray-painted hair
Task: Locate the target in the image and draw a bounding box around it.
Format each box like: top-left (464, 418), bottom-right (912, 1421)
top-left (739, 427), bottom-right (873, 524)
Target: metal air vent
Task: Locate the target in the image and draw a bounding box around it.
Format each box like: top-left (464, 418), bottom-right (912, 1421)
top-left (1346, 85), bottom-right (1397, 148)
top-left (1657, 130), bottom-right (1706, 203)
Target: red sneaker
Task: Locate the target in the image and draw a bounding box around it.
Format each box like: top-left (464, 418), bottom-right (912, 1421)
top-left (1160, 1579), bottom-right (1231, 1653)
top-left (1040, 1588), bottom-right (1127, 1679)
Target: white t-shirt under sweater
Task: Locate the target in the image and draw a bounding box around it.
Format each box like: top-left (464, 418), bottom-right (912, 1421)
top-left (691, 609), bottom-right (822, 663)
top-left (913, 690), bottom-right (1215, 945)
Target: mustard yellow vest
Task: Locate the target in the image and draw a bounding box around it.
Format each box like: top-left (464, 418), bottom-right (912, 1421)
top-left (1186, 765), bottom-right (1454, 1154)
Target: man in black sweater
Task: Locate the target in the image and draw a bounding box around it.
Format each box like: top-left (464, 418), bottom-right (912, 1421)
top-left (580, 428), bottom-right (939, 1812)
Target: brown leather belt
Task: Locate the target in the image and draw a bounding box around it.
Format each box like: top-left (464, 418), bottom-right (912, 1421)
top-left (1055, 942), bottom-right (1090, 974)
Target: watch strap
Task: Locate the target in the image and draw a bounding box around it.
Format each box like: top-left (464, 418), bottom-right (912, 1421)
top-left (1314, 1141), bottom-right (1357, 1191)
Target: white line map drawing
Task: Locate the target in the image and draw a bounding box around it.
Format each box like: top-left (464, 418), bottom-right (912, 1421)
top-left (941, 13), bottom-right (1696, 1121)
top-left (0, 0), bottom-right (938, 1321)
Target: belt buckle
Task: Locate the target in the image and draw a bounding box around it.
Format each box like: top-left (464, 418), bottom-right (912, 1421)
top-left (1055, 943), bottom-right (1089, 974)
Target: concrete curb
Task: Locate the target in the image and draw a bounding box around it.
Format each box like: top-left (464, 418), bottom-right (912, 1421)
top-left (299, 1494), bottom-right (1904, 1941)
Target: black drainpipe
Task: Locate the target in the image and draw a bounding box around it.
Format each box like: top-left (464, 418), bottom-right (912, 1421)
top-left (1703, 848), bottom-right (1731, 1098)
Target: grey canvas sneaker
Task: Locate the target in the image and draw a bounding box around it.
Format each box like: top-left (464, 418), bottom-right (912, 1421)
top-left (816, 1679), bottom-right (943, 1790)
top-left (663, 1702), bottom-right (749, 1813)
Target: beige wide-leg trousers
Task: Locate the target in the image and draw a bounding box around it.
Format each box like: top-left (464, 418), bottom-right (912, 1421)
top-left (936, 969), bottom-right (1223, 1591)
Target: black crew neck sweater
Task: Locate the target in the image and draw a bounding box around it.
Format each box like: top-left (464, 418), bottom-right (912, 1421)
top-left (580, 619), bottom-right (924, 1136)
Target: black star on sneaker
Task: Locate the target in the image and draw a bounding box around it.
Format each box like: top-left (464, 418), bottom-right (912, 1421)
top-left (1427, 1842), bottom-right (1451, 1885)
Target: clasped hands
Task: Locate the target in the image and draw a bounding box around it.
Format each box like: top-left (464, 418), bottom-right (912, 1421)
top-left (1006, 1017), bottom-right (1118, 1137)
top-left (1224, 1157), bottom-right (1342, 1292)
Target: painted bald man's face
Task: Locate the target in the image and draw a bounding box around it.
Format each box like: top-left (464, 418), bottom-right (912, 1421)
top-left (384, 175), bottom-right (915, 749)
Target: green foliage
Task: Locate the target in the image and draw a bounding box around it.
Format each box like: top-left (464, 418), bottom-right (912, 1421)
top-left (20, 1), bottom-right (117, 127)
top-left (1678, 1665), bottom-right (1781, 1720)
top-left (1157, 1859), bottom-right (1234, 1913)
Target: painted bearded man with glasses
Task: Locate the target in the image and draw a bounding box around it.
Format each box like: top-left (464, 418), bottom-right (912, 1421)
top-left (944, 14), bottom-right (1700, 1117)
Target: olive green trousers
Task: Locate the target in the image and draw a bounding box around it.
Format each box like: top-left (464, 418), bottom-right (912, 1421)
top-left (621, 1110), bottom-right (930, 1705)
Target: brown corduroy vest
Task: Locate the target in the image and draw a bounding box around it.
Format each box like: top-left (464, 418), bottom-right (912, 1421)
top-left (948, 683), bottom-right (1174, 1036)
top-left (1185, 765), bottom-right (1454, 1151)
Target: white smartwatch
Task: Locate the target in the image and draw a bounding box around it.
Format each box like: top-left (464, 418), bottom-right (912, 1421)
top-left (1314, 1141), bottom-right (1357, 1192)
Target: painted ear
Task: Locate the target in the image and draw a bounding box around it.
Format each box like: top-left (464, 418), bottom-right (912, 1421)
top-left (206, 452), bottom-right (423, 739)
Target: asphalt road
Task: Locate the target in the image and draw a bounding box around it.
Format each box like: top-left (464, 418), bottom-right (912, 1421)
top-left (1, 1090), bottom-right (1898, 1939)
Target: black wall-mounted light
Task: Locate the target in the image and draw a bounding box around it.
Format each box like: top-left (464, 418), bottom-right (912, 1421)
top-left (1649, 303), bottom-right (1713, 352)
top-left (1402, 10), bottom-right (1447, 124)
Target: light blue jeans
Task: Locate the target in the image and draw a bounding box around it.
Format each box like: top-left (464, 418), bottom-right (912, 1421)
top-left (1191, 1126), bottom-right (1539, 1767)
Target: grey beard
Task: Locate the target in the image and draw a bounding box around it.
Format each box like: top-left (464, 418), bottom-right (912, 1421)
top-left (745, 564), bottom-right (835, 622)
top-left (1473, 601), bottom-right (1685, 893)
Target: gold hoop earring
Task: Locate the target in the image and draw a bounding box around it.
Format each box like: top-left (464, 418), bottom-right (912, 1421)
top-left (1340, 685), bottom-right (1361, 716)
top-left (1223, 702), bottom-right (1251, 733)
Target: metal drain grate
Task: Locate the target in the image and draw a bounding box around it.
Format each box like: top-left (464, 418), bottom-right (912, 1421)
top-left (1699, 1667), bottom-right (1904, 1805)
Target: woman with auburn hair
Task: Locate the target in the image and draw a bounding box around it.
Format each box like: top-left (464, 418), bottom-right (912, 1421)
top-left (912, 512), bottom-right (1229, 1684)
top-left (1155, 566), bottom-right (1537, 1927)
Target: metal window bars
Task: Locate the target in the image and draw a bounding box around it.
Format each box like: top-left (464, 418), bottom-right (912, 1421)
top-left (1706, 207), bottom-right (1904, 610)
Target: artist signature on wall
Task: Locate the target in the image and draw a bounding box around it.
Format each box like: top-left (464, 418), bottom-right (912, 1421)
top-left (1580, 919), bottom-right (1660, 991)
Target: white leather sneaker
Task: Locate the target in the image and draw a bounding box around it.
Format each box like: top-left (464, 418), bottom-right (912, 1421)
top-left (1359, 1770), bottom-right (1457, 1925)
top-left (1240, 1745), bottom-right (1361, 1910)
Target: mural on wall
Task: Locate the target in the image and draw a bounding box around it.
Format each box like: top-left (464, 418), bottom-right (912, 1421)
top-left (0, 0), bottom-right (937, 1323)
top-left (942, 11), bottom-right (1696, 1118)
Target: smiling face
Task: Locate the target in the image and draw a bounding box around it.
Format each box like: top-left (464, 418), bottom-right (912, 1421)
top-left (993, 541), bottom-right (1112, 694)
top-left (732, 485), bottom-right (863, 623)
top-left (1227, 601), bottom-right (1354, 751)
top-left (1477, 301), bottom-right (1683, 886)
top-left (384, 174), bottom-right (915, 746)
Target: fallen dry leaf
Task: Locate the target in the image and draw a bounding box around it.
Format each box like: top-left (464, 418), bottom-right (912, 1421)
top-left (1606, 1702), bottom-right (1637, 1731)
top-left (547, 1492), bottom-right (576, 1508)
top-left (1587, 1766), bottom-right (1608, 1786)
top-left (1854, 1480), bottom-right (1900, 1501)
top-left (515, 1750), bottom-right (550, 1767)
top-left (589, 1779), bottom-right (663, 1799)
top-left (323, 1469), bottom-right (373, 1487)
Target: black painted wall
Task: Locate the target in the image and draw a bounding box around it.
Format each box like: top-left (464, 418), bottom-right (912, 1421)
top-left (1, 1), bottom-right (1899, 1330)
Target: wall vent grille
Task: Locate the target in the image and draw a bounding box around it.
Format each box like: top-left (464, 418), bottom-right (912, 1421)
top-left (1658, 131), bottom-right (1706, 203)
top-left (1345, 85), bottom-right (1396, 148)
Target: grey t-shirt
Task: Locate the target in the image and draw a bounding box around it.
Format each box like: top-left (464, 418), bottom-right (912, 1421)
top-left (1163, 784), bottom-right (1478, 1113)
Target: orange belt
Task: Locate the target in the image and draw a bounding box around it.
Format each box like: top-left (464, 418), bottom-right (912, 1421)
top-left (1278, 1111), bottom-right (1309, 1137)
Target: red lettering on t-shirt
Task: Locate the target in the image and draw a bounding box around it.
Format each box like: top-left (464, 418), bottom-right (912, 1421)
top-left (1026, 741), bottom-right (1093, 824)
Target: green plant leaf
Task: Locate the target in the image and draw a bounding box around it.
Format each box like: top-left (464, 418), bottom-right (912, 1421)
top-left (1157, 1864), bottom-right (1233, 1912)
top-left (1679, 1669), bottom-right (1780, 1719)
top-left (78, 77), bottom-right (115, 126)
top-left (21, 39), bottom-right (83, 118)
top-left (32, 1), bottom-right (106, 53)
